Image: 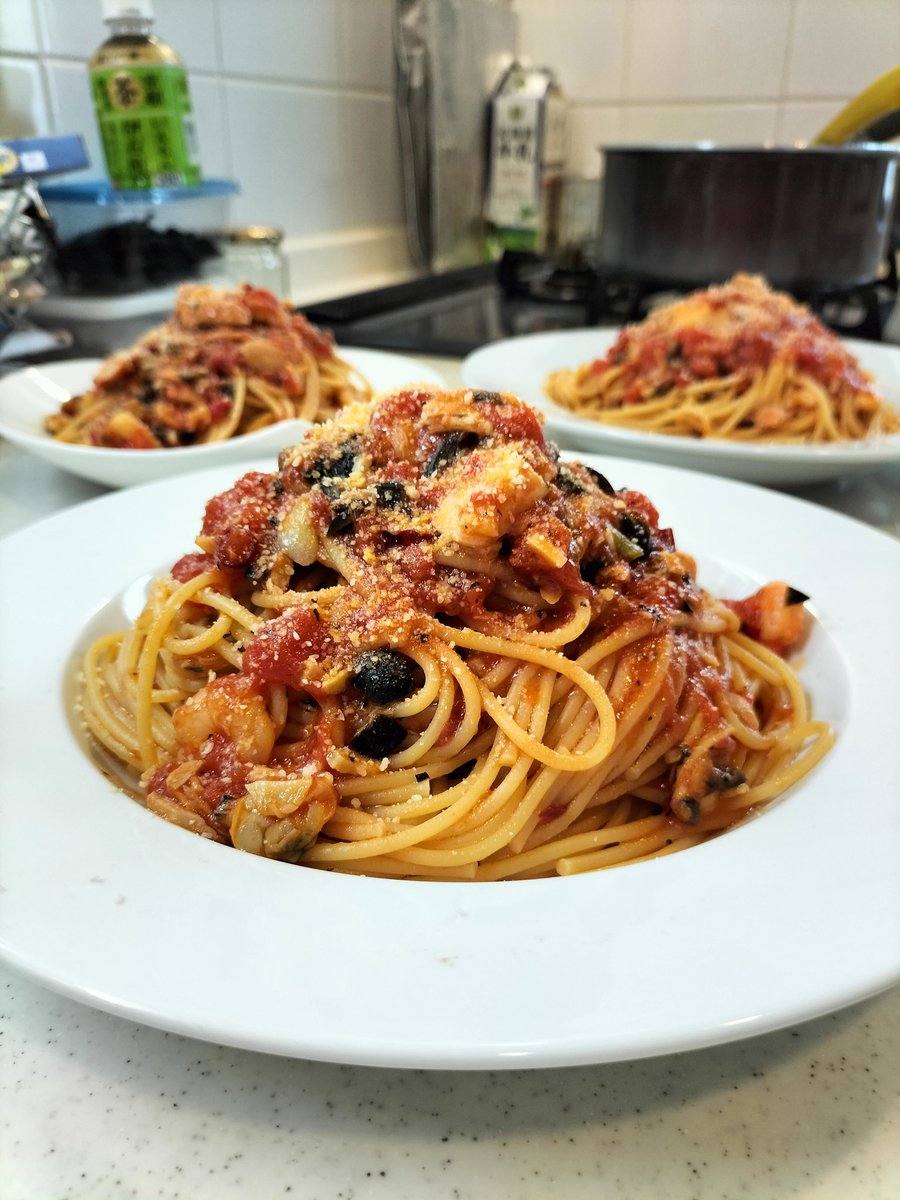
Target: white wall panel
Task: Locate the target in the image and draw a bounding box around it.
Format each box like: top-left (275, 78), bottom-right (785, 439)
top-left (0, 55), bottom-right (50, 138)
top-left (515, 0), bottom-right (627, 103)
top-left (0, 0), bottom-right (40, 56)
top-left (626, 0), bottom-right (791, 100)
top-left (224, 80), bottom-right (402, 234)
top-left (787, 0), bottom-right (900, 98)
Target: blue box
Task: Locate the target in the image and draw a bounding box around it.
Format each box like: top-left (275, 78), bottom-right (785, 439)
top-left (0, 135), bottom-right (89, 185)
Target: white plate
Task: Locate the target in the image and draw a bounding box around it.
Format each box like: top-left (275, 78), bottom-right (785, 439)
top-left (462, 329), bottom-right (900, 485)
top-left (1, 457), bottom-right (898, 1069)
top-left (0, 348), bottom-right (446, 489)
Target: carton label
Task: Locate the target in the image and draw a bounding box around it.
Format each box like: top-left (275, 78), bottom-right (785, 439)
top-left (487, 95), bottom-right (542, 230)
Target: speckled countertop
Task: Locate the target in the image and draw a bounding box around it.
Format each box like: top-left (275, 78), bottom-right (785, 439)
top-left (2, 356), bottom-right (899, 1199)
top-left (4, 971), bottom-right (899, 1200)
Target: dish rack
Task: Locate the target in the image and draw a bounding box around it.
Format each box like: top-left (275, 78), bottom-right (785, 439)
top-left (0, 135), bottom-right (88, 360)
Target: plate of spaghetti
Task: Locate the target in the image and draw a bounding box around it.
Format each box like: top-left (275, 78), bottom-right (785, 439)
top-left (462, 276), bottom-right (900, 485)
top-left (0, 387), bottom-right (897, 1068)
top-left (0, 283), bottom-right (446, 488)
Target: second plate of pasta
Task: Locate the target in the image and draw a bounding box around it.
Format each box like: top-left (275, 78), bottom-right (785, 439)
top-left (0, 349), bottom-right (447, 488)
top-left (462, 328), bottom-right (900, 485)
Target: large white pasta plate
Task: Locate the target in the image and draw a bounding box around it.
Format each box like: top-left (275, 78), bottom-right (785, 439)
top-left (462, 329), bottom-right (900, 485)
top-left (0, 349), bottom-right (447, 488)
top-left (0, 456), bottom-right (898, 1069)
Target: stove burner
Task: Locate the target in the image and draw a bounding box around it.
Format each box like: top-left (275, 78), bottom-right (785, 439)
top-left (499, 250), bottom-right (898, 342)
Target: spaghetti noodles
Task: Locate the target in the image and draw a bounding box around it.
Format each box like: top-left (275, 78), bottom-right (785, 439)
top-left (45, 283), bottom-right (371, 449)
top-left (545, 274), bottom-right (900, 443)
top-left (81, 386), bottom-right (832, 880)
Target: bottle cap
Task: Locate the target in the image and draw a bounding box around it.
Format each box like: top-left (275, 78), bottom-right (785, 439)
top-left (102, 0), bottom-right (154, 20)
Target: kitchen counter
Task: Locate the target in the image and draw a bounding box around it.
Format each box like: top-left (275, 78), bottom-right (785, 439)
top-left (1, 355), bottom-right (899, 1199)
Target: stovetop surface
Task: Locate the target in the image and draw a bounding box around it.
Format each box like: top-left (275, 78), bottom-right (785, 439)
top-left (302, 256), bottom-right (899, 357)
top-left (303, 263), bottom-right (596, 357)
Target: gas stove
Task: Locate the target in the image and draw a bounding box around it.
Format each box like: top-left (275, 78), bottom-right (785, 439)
top-left (303, 252), bottom-right (900, 357)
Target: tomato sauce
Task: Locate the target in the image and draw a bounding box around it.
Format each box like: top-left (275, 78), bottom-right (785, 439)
top-left (243, 604), bottom-right (336, 694)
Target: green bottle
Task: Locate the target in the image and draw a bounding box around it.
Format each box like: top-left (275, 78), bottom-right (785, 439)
top-left (89, 1), bottom-right (201, 190)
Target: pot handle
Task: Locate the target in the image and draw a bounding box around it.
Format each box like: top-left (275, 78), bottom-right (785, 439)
top-left (812, 64), bottom-right (900, 145)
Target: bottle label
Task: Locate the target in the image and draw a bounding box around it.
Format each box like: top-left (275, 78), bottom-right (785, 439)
top-left (90, 64), bottom-right (201, 189)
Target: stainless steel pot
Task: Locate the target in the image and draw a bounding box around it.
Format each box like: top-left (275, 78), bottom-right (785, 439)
top-left (596, 144), bottom-right (899, 290)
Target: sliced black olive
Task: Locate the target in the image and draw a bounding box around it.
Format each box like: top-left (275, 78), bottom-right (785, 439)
top-left (579, 559), bottom-right (604, 584)
top-left (673, 796), bottom-right (700, 824)
top-left (350, 715), bottom-right (407, 759)
top-left (303, 441), bottom-right (358, 485)
top-left (211, 794), bottom-right (235, 823)
top-left (554, 466), bottom-right (585, 496)
top-left (447, 758), bottom-right (476, 782)
top-left (706, 765), bottom-right (747, 792)
top-left (423, 431), bottom-right (479, 476)
top-left (327, 502), bottom-right (356, 536)
top-left (619, 513), bottom-right (653, 558)
top-left (472, 390), bottom-right (502, 404)
top-left (786, 587), bottom-right (810, 606)
top-left (374, 480), bottom-right (409, 511)
top-left (352, 648), bottom-right (417, 704)
top-left (584, 466), bottom-right (616, 495)
top-left (415, 771), bottom-right (429, 782)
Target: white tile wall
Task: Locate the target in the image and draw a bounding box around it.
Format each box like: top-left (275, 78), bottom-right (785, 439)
top-left (514, 0), bottom-right (900, 176)
top-left (626, 0), bottom-right (791, 101)
top-left (3, 0), bottom-right (898, 278)
top-left (224, 80), bottom-right (401, 233)
top-left (0, 56), bottom-right (50, 138)
top-left (620, 102), bottom-right (779, 144)
top-left (788, 0), bottom-right (900, 98)
top-left (218, 0), bottom-right (344, 85)
top-left (0, 0), bottom-right (40, 56)
top-left (0, 0), bottom-right (407, 293)
top-left (517, 0), bottom-right (627, 103)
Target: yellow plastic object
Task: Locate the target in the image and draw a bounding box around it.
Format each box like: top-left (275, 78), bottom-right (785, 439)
top-left (813, 64), bottom-right (900, 145)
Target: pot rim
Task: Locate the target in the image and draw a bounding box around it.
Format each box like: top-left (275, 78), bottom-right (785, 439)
top-left (599, 141), bottom-right (900, 158)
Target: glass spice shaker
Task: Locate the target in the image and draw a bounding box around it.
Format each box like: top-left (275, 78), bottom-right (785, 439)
top-left (215, 226), bottom-right (289, 296)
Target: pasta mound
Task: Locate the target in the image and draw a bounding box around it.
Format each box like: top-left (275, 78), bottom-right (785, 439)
top-left (45, 283), bottom-right (370, 448)
top-left (80, 386), bottom-right (832, 879)
top-left (545, 274), bottom-right (900, 443)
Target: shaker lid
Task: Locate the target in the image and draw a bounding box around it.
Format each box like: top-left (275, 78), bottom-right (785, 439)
top-left (218, 226), bottom-right (284, 246)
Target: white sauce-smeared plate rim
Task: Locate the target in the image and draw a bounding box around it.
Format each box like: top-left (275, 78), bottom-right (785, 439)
top-left (462, 330), bottom-right (900, 485)
top-left (0, 455), bottom-right (898, 1068)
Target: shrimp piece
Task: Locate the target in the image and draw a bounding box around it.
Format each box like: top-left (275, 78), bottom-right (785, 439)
top-left (175, 284), bottom-right (253, 330)
top-left (242, 286), bottom-right (288, 326)
top-left (93, 349), bottom-right (140, 387)
top-left (101, 409), bottom-right (160, 449)
top-left (725, 581), bottom-right (809, 655)
top-left (432, 445), bottom-right (549, 551)
top-left (172, 675), bottom-right (275, 763)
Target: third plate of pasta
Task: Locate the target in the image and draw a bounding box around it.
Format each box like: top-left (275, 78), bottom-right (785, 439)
top-left (462, 284), bottom-right (900, 485)
top-left (0, 386), bottom-right (898, 1069)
